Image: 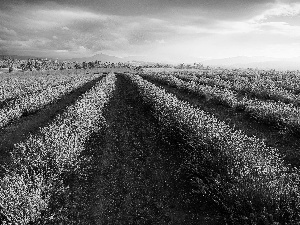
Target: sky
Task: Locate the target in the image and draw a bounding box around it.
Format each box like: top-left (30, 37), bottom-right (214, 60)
top-left (0, 0), bottom-right (300, 62)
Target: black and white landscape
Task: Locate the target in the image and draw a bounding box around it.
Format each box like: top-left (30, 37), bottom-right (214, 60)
top-left (1, 0), bottom-right (300, 224)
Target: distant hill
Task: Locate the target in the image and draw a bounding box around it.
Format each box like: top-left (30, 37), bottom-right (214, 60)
top-left (234, 60), bottom-right (300, 71)
top-left (3, 54), bottom-right (300, 70)
top-left (68, 53), bottom-right (128, 63)
top-left (123, 55), bottom-right (205, 64)
top-left (68, 53), bottom-right (204, 64)
top-left (202, 56), bottom-right (300, 70)
top-left (68, 53), bottom-right (164, 64)
top-left (202, 56), bottom-right (273, 66)
top-left (0, 55), bottom-right (42, 60)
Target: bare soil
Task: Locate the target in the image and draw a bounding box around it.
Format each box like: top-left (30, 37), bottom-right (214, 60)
top-left (61, 74), bottom-right (220, 224)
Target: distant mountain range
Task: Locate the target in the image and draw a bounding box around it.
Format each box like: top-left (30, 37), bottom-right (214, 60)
top-left (69, 54), bottom-right (300, 70)
top-left (201, 56), bottom-right (300, 70)
top-left (67, 54), bottom-right (173, 64)
top-left (69, 53), bottom-right (128, 63)
top-left (0, 55), bottom-right (43, 60)
top-left (2, 54), bottom-right (300, 70)
top-left (68, 53), bottom-right (205, 64)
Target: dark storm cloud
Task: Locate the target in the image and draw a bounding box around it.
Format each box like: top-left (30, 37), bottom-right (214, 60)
top-left (0, 0), bottom-right (182, 56)
top-left (0, 0), bottom-right (276, 19)
top-left (0, 0), bottom-right (300, 59)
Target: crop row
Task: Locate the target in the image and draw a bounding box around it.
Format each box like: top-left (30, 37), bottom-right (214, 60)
top-left (0, 71), bottom-right (87, 103)
top-left (0, 73), bottom-right (116, 224)
top-left (141, 72), bottom-right (300, 133)
top-left (191, 69), bottom-right (300, 95)
top-left (242, 98), bottom-right (300, 132)
top-left (0, 73), bottom-right (103, 129)
top-left (141, 72), bottom-right (238, 107)
top-left (179, 71), bottom-right (300, 105)
top-left (225, 70), bottom-right (300, 94)
top-left (126, 73), bottom-right (300, 223)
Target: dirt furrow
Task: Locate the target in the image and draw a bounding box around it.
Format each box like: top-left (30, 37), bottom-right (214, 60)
top-left (67, 74), bottom-right (219, 224)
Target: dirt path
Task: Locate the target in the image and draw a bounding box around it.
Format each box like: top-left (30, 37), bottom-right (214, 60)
top-left (144, 77), bottom-right (300, 168)
top-left (68, 74), bottom-right (219, 224)
top-left (0, 74), bottom-right (105, 172)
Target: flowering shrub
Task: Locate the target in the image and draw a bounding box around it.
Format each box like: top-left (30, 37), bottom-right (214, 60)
top-left (126, 73), bottom-right (300, 223)
top-left (143, 70), bottom-right (300, 106)
top-left (142, 71), bottom-right (300, 134)
top-left (0, 72), bottom-right (102, 128)
top-left (0, 71), bottom-right (85, 102)
top-left (0, 73), bottom-right (116, 224)
top-left (242, 98), bottom-right (300, 133)
top-left (141, 72), bottom-right (239, 107)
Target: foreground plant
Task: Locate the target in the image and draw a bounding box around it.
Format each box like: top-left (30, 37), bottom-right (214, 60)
top-left (0, 73), bottom-right (116, 224)
top-left (0, 72), bottom-right (102, 129)
top-left (126, 73), bottom-right (300, 224)
top-left (142, 72), bottom-right (300, 134)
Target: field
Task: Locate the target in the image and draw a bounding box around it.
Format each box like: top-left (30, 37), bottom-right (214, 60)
top-left (0, 68), bottom-right (300, 224)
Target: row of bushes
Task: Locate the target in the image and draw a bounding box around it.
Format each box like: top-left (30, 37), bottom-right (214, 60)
top-left (141, 72), bottom-right (238, 107)
top-left (0, 73), bottom-right (116, 224)
top-left (0, 70), bottom-right (91, 102)
top-left (126, 73), bottom-right (300, 224)
top-left (142, 72), bottom-right (300, 134)
top-left (178, 71), bottom-right (300, 105)
top-left (0, 72), bottom-right (103, 129)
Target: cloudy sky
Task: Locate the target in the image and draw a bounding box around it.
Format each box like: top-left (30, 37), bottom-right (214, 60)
top-left (0, 0), bottom-right (300, 62)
